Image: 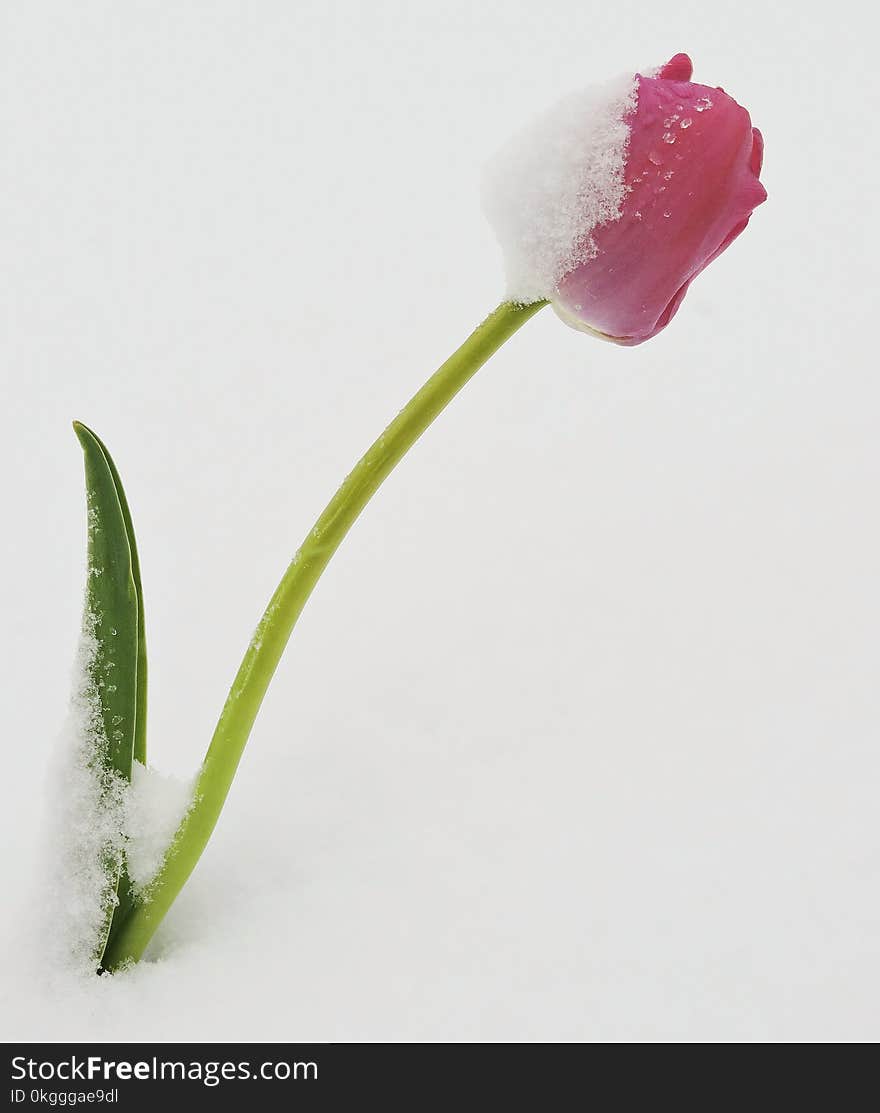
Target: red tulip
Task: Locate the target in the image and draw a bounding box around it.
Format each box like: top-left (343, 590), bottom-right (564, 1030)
top-left (554, 54), bottom-right (766, 344)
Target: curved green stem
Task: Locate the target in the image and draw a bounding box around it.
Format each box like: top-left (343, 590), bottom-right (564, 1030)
top-left (103, 298), bottom-right (546, 969)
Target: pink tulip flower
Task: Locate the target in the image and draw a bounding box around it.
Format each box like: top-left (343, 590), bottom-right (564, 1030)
top-left (554, 54), bottom-right (766, 345)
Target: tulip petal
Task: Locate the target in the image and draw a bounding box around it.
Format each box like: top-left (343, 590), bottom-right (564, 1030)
top-left (750, 126), bottom-right (764, 175)
top-left (554, 57), bottom-right (766, 344)
top-left (658, 53), bottom-right (693, 81)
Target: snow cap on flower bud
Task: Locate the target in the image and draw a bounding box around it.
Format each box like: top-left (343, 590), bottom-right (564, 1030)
top-left (483, 54), bottom-right (766, 345)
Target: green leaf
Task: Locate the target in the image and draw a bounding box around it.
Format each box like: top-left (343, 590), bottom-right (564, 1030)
top-left (82, 426), bottom-right (147, 766)
top-left (73, 422), bottom-right (142, 966)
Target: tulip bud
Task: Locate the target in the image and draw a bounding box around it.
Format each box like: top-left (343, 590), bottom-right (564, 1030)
top-left (484, 54), bottom-right (766, 345)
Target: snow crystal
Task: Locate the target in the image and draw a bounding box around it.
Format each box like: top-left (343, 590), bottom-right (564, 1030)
top-left (124, 761), bottom-right (194, 894)
top-left (47, 614), bottom-right (128, 975)
top-left (482, 70), bottom-right (638, 304)
top-left (46, 611), bottom-right (194, 974)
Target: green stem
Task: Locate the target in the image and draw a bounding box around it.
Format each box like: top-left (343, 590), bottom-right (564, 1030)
top-left (102, 298), bottom-right (546, 970)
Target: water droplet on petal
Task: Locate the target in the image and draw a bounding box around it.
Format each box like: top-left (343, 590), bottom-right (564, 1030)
top-left (680, 118), bottom-right (692, 129)
top-left (662, 132), bottom-right (676, 144)
top-left (663, 210), bottom-right (672, 218)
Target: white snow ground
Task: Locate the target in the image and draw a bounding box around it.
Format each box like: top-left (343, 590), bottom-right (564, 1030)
top-left (2, 0), bottom-right (878, 1042)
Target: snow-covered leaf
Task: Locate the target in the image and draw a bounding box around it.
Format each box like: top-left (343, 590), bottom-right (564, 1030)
top-left (73, 422), bottom-right (142, 966)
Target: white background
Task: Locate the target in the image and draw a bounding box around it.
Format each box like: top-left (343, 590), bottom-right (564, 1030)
top-left (1, 0), bottom-right (877, 1041)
